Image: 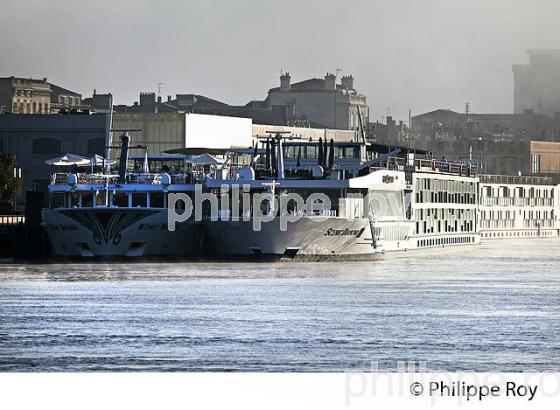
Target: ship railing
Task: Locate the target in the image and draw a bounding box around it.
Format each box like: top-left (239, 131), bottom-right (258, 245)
top-left (414, 158), bottom-right (478, 175)
top-left (50, 173), bottom-right (120, 185)
top-left (215, 209), bottom-right (339, 219)
top-left (479, 174), bottom-right (553, 186)
top-left (170, 173), bottom-right (195, 184)
top-left (52, 173), bottom-right (69, 184)
top-left (128, 173), bottom-right (162, 184)
top-left (380, 157), bottom-right (478, 176)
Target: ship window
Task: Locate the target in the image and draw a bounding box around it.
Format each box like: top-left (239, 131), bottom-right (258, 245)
top-left (112, 193), bottom-right (128, 207)
top-left (132, 193), bottom-right (147, 207)
top-left (70, 192), bottom-right (80, 207)
top-left (284, 145), bottom-right (297, 159)
top-left (305, 145), bottom-right (317, 159)
top-left (82, 192), bottom-right (93, 207)
top-left (151, 192), bottom-right (164, 208)
top-left (347, 146), bottom-right (359, 158)
top-left (96, 191), bottom-right (107, 207)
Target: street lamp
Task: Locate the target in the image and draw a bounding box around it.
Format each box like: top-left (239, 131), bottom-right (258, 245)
top-left (13, 166), bottom-right (21, 214)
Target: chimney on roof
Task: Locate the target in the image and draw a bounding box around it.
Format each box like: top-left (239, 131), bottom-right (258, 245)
top-left (167, 95), bottom-right (172, 102)
top-left (157, 96), bottom-right (162, 104)
top-left (93, 89), bottom-right (97, 96)
top-left (341, 75), bottom-right (354, 90)
top-left (139, 92), bottom-right (156, 106)
top-left (42, 77), bottom-right (47, 83)
top-left (324, 73), bottom-right (336, 90)
top-left (280, 72), bottom-right (291, 91)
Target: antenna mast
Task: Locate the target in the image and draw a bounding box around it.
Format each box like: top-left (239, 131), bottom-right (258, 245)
top-left (335, 68), bottom-right (342, 82)
top-left (465, 102), bottom-right (470, 139)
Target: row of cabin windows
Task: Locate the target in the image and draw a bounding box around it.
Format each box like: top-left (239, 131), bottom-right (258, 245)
top-left (417, 236), bottom-right (474, 247)
top-left (31, 137), bottom-right (105, 155)
top-left (416, 219), bottom-right (475, 234)
top-left (480, 209), bottom-right (555, 221)
top-left (283, 144), bottom-right (360, 160)
top-left (482, 185), bottom-right (554, 199)
top-left (415, 177), bottom-right (476, 204)
top-left (60, 191), bottom-right (166, 208)
top-left (415, 207), bottom-right (474, 220)
top-left (482, 230), bottom-right (555, 238)
top-left (416, 190), bottom-right (475, 204)
top-left (417, 178), bottom-right (476, 193)
top-left (415, 208), bottom-right (476, 234)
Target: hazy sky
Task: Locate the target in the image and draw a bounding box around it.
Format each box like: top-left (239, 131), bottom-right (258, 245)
top-left (1, 0), bottom-right (559, 121)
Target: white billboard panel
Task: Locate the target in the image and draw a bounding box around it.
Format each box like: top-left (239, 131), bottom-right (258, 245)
top-left (185, 113), bottom-right (252, 149)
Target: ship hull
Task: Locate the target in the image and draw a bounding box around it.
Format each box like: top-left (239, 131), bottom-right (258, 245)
top-left (43, 208), bottom-right (203, 257)
top-left (205, 217), bottom-right (378, 260)
top-left (205, 216), bottom-right (480, 260)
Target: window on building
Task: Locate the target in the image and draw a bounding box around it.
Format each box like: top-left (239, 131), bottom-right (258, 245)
top-left (32, 179), bottom-right (50, 194)
top-left (87, 138), bottom-right (106, 155)
top-left (531, 154), bottom-right (541, 174)
top-left (32, 137), bottom-right (61, 155)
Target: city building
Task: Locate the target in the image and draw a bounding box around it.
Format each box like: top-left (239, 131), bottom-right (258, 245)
top-left (49, 84), bottom-right (82, 111)
top-left (0, 76), bottom-right (82, 114)
top-left (404, 108), bottom-right (560, 175)
top-left (411, 108), bottom-right (560, 142)
top-left (0, 77), bottom-right (52, 114)
top-left (114, 72), bottom-right (369, 130)
top-left (513, 49), bottom-right (560, 118)
top-left (110, 111), bottom-right (358, 159)
top-left (82, 89), bottom-right (113, 113)
top-left (0, 113), bottom-right (108, 206)
top-left (367, 116), bottom-right (409, 145)
top-left (265, 73), bottom-right (369, 130)
top-left (530, 141), bottom-right (560, 175)
top-left (110, 111), bottom-right (186, 159)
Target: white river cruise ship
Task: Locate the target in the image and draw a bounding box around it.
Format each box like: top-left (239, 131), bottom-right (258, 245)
top-left (478, 174), bottom-right (559, 239)
top-left (204, 136), bottom-right (480, 259)
top-left (42, 134), bottom-right (206, 257)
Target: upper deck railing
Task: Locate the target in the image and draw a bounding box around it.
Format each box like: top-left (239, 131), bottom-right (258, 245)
top-left (50, 172), bottom-right (201, 186)
top-left (479, 174), bottom-right (554, 186)
top-left (373, 156), bottom-right (479, 176)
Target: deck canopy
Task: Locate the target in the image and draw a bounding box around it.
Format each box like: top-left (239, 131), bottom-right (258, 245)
top-left (45, 153), bottom-right (115, 167)
top-left (164, 147), bottom-right (264, 155)
top-left (186, 153), bottom-right (226, 165)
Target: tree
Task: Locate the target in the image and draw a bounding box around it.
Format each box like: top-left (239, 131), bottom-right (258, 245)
top-left (0, 152), bottom-right (22, 214)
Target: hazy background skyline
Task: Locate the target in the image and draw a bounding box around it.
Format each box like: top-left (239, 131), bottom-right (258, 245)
top-left (1, 0), bottom-right (559, 121)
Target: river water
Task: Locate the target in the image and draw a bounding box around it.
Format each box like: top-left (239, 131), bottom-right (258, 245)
top-left (0, 239), bottom-right (559, 372)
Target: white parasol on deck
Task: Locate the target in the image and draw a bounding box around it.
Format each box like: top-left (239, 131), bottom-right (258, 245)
top-left (186, 153), bottom-right (226, 165)
top-left (45, 153), bottom-right (90, 167)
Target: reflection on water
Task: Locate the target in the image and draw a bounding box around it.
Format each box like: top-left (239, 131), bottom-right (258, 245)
top-left (1, 239), bottom-right (559, 371)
